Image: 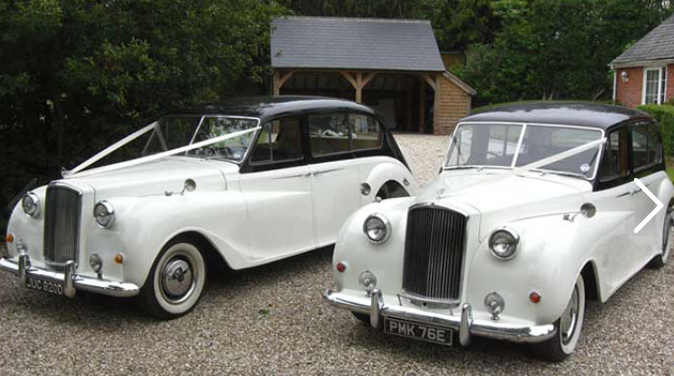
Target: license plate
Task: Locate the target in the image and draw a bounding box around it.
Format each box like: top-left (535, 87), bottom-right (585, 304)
top-left (26, 276), bottom-right (64, 296)
top-left (384, 318), bottom-right (453, 346)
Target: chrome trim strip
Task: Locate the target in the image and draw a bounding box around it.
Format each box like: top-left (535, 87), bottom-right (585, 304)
top-left (323, 289), bottom-right (556, 345)
top-left (0, 256), bottom-right (139, 298)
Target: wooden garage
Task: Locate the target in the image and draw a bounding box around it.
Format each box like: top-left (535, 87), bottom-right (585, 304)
top-left (270, 16), bottom-right (476, 135)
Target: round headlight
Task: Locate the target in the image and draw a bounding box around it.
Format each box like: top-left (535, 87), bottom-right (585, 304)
top-left (363, 214), bottom-right (391, 243)
top-left (22, 192), bottom-right (40, 217)
top-left (489, 227), bottom-right (519, 260)
top-left (359, 271), bottom-right (378, 292)
top-left (94, 201), bottom-right (115, 228)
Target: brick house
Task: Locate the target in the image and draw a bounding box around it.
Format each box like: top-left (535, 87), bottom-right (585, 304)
top-left (611, 15), bottom-right (674, 107)
top-left (270, 17), bottom-right (476, 135)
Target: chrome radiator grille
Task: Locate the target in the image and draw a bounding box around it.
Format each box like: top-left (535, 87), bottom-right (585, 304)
top-left (402, 205), bottom-right (467, 302)
top-left (43, 185), bottom-right (82, 266)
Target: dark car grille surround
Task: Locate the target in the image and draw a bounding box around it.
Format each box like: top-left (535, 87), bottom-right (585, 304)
top-left (43, 184), bottom-right (82, 268)
top-left (402, 204), bottom-right (468, 303)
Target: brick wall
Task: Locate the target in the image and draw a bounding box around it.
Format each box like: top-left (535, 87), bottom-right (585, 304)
top-left (615, 67), bottom-right (643, 108)
top-left (434, 75), bottom-right (471, 135)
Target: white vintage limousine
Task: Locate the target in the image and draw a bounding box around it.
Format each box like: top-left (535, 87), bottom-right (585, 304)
top-left (1, 96), bottom-right (418, 318)
top-left (324, 103), bottom-right (673, 361)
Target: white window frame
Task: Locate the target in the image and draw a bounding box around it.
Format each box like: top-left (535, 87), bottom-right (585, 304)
top-left (642, 66), bottom-right (667, 105)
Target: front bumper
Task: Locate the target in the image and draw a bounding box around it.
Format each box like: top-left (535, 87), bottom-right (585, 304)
top-left (0, 254), bottom-right (140, 298)
top-left (323, 289), bottom-right (556, 345)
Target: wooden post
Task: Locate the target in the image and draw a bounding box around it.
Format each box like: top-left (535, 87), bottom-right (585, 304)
top-left (341, 71), bottom-right (376, 104)
top-left (273, 71), bottom-right (294, 96)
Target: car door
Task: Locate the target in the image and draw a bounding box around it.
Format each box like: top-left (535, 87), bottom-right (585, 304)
top-left (630, 121), bottom-right (667, 259)
top-left (589, 124), bottom-right (639, 293)
top-left (239, 116), bottom-right (315, 261)
top-left (307, 112), bottom-right (361, 247)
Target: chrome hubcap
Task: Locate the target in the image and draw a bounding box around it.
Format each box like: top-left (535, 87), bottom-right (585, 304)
top-left (161, 258), bottom-right (195, 304)
top-left (560, 285), bottom-right (579, 345)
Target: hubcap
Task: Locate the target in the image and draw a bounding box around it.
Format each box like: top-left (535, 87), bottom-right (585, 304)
top-left (560, 285), bottom-right (579, 345)
top-left (161, 258), bottom-right (195, 304)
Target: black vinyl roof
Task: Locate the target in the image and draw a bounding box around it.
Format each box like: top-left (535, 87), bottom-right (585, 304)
top-left (271, 16), bottom-right (446, 72)
top-left (461, 102), bottom-right (651, 130)
top-left (169, 96), bottom-right (377, 121)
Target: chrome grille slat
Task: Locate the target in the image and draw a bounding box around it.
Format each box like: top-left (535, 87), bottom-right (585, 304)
top-left (402, 205), bottom-right (467, 302)
top-left (44, 185), bottom-right (82, 267)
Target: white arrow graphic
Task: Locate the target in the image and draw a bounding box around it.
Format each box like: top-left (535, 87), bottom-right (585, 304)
top-left (634, 178), bottom-right (664, 234)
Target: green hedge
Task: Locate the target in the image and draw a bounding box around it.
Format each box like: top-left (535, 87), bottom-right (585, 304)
top-left (637, 104), bottom-right (674, 156)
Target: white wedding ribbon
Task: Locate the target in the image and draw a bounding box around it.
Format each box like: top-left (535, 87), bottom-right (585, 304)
top-left (64, 124), bottom-right (261, 179)
top-left (446, 137), bottom-right (607, 196)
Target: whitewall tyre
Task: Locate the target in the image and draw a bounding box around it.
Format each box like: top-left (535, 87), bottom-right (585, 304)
top-left (532, 274), bottom-right (586, 362)
top-left (138, 239), bottom-right (207, 319)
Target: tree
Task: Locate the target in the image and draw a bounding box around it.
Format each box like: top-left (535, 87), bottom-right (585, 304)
top-left (457, 0), bottom-right (672, 106)
top-left (0, 0), bottom-right (284, 232)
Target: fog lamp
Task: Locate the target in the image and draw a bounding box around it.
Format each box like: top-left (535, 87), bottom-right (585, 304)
top-left (94, 201), bottom-right (115, 228)
top-left (358, 271), bottom-right (378, 293)
top-left (363, 213), bottom-right (391, 243)
top-left (489, 227), bottom-right (519, 260)
top-left (22, 192), bottom-right (40, 218)
top-left (89, 253), bottom-right (103, 274)
top-left (484, 292), bottom-right (505, 320)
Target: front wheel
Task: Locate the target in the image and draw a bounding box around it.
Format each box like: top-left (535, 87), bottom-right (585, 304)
top-left (531, 274), bottom-right (586, 362)
top-left (138, 239), bottom-right (207, 319)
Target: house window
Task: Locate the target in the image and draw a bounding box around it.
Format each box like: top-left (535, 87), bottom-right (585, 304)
top-left (643, 67), bottom-right (667, 105)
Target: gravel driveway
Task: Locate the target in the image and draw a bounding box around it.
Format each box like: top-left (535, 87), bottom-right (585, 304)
top-left (1, 134), bottom-right (673, 375)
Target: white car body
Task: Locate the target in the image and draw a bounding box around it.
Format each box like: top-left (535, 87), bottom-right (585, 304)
top-left (1, 97), bottom-right (418, 318)
top-left (324, 103), bottom-right (673, 359)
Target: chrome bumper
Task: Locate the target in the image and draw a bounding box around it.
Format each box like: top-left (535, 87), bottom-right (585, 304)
top-left (323, 288), bottom-right (556, 345)
top-left (0, 254), bottom-right (140, 298)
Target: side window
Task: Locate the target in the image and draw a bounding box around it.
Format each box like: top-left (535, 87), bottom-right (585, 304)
top-left (349, 114), bottom-right (383, 151)
top-left (598, 126), bottom-right (630, 182)
top-left (250, 117), bottom-right (303, 164)
top-left (309, 113), bottom-right (350, 156)
top-left (631, 122), bottom-right (662, 170)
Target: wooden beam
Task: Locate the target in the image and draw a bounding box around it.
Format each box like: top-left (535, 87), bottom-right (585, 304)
top-left (420, 73), bottom-right (436, 91)
top-left (273, 71), bottom-right (294, 96)
top-left (362, 73), bottom-right (376, 88)
top-left (340, 71), bottom-right (357, 89)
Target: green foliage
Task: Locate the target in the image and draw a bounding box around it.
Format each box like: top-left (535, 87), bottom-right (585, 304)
top-left (637, 104), bottom-right (674, 156)
top-left (0, 0), bottom-right (285, 233)
top-left (456, 0), bottom-right (672, 107)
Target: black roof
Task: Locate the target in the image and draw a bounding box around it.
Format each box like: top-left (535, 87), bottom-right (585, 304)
top-left (271, 16), bottom-right (446, 72)
top-left (170, 96), bottom-right (377, 121)
top-left (612, 14), bottom-right (674, 66)
top-left (461, 102), bottom-right (651, 130)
